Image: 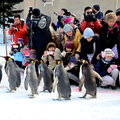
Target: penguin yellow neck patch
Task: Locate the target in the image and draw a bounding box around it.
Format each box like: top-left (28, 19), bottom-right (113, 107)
top-left (31, 61), bottom-right (34, 63)
top-left (40, 60), bottom-right (43, 63)
top-left (8, 57), bottom-right (12, 61)
top-left (57, 60), bottom-right (61, 64)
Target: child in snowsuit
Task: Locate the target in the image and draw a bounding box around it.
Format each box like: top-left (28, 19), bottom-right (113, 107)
top-left (95, 48), bottom-right (119, 89)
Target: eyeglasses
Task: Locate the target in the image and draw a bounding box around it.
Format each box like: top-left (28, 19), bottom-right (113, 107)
top-left (86, 12), bottom-right (93, 14)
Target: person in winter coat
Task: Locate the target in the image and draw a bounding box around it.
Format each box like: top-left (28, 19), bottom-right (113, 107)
top-left (80, 6), bottom-right (102, 34)
top-left (80, 27), bottom-right (101, 66)
top-left (26, 8), bottom-right (52, 60)
top-left (9, 43), bottom-right (24, 68)
top-left (63, 24), bottom-right (82, 56)
top-left (92, 4), bottom-right (103, 20)
top-left (41, 42), bottom-right (62, 71)
top-left (8, 14), bottom-right (28, 45)
top-left (64, 17), bottom-right (78, 30)
top-left (61, 42), bottom-right (80, 86)
top-left (95, 48), bottom-right (119, 89)
top-left (116, 8), bottom-right (120, 26)
top-left (116, 8), bottom-right (120, 65)
top-left (61, 42), bottom-right (80, 71)
top-left (99, 12), bottom-right (119, 59)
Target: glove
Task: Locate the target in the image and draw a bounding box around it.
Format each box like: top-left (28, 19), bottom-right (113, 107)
top-left (75, 52), bottom-right (80, 59)
top-left (107, 67), bottom-right (112, 73)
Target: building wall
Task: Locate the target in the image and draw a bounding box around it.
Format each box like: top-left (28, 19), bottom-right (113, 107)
top-left (16, 0), bottom-right (120, 23)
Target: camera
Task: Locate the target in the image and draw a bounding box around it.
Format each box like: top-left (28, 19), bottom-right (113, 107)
top-left (29, 7), bottom-right (33, 14)
top-left (47, 51), bottom-right (54, 55)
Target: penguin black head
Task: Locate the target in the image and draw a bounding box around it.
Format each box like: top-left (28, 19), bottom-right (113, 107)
top-left (3, 56), bottom-right (14, 62)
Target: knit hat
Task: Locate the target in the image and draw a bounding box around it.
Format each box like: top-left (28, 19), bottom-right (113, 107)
top-left (65, 17), bottom-right (74, 24)
top-left (116, 8), bottom-right (120, 15)
top-left (101, 48), bottom-right (115, 58)
top-left (46, 42), bottom-right (56, 50)
top-left (105, 10), bottom-right (113, 16)
top-left (64, 42), bottom-right (74, 49)
top-left (18, 38), bottom-right (23, 43)
top-left (93, 5), bottom-right (100, 11)
top-left (63, 24), bottom-right (73, 33)
top-left (83, 27), bottom-right (94, 39)
top-left (32, 8), bottom-right (40, 17)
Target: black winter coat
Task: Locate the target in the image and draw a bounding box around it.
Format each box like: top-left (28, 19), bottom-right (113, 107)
top-left (95, 59), bottom-right (117, 77)
top-left (80, 36), bottom-right (101, 65)
top-left (99, 23), bottom-right (118, 51)
top-left (26, 14), bottom-right (52, 60)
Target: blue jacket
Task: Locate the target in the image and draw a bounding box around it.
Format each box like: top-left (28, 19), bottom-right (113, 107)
top-left (95, 11), bottom-right (103, 20)
top-left (13, 52), bottom-right (24, 62)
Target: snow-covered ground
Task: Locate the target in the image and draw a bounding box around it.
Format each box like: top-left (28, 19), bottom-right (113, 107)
top-left (0, 43), bottom-right (120, 120)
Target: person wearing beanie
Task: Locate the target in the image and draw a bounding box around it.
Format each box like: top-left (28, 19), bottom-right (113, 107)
top-left (93, 4), bottom-right (103, 20)
top-left (83, 27), bottom-right (94, 39)
top-left (80, 27), bottom-right (101, 66)
top-left (26, 8), bottom-right (52, 60)
top-left (65, 17), bottom-right (79, 30)
top-left (95, 48), bottom-right (119, 89)
top-left (80, 6), bottom-right (102, 34)
top-left (42, 42), bottom-right (62, 71)
top-left (116, 8), bottom-right (120, 26)
top-left (61, 42), bottom-right (80, 86)
top-left (115, 8), bottom-right (120, 65)
top-left (99, 12), bottom-right (119, 62)
top-left (32, 8), bottom-right (41, 17)
top-left (63, 24), bottom-right (73, 33)
top-left (65, 17), bottom-right (74, 24)
top-left (62, 24), bottom-right (82, 56)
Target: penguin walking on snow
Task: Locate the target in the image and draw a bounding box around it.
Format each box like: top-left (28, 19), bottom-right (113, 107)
top-left (24, 61), bottom-right (39, 98)
top-left (38, 61), bottom-right (53, 93)
top-left (79, 60), bottom-right (103, 98)
top-left (53, 60), bottom-right (71, 100)
top-left (4, 57), bottom-right (22, 92)
top-left (0, 63), bottom-right (2, 83)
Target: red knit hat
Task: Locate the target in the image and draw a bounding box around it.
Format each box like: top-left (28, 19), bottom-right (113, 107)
top-left (65, 17), bottom-right (74, 24)
top-left (64, 42), bottom-right (74, 49)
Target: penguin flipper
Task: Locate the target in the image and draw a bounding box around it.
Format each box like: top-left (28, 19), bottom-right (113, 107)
top-left (16, 72), bottom-right (21, 87)
top-left (24, 67), bottom-right (29, 90)
top-left (53, 67), bottom-right (58, 92)
top-left (79, 76), bottom-right (84, 91)
top-left (92, 70), bottom-right (103, 82)
top-left (0, 69), bottom-right (2, 83)
top-left (67, 72), bottom-right (80, 83)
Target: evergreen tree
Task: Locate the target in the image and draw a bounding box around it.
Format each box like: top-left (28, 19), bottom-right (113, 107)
top-left (0, 0), bottom-right (24, 27)
top-left (0, 0), bottom-right (23, 53)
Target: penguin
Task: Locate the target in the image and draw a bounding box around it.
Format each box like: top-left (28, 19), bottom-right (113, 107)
top-left (38, 61), bottom-right (53, 93)
top-left (4, 57), bottom-right (21, 92)
top-left (79, 60), bottom-right (103, 98)
top-left (24, 61), bottom-right (39, 98)
top-left (0, 64), bottom-right (2, 83)
top-left (53, 60), bottom-right (71, 100)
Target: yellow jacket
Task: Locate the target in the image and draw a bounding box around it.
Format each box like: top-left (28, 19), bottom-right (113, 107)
top-left (64, 29), bottom-right (82, 55)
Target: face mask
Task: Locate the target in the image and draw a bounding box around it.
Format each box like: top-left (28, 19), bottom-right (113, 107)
top-left (105, 59), bottom-right (111, 62)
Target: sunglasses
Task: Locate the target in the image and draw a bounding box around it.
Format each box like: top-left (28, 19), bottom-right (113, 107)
top-left (86, 12), bottom-right (93, 14)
